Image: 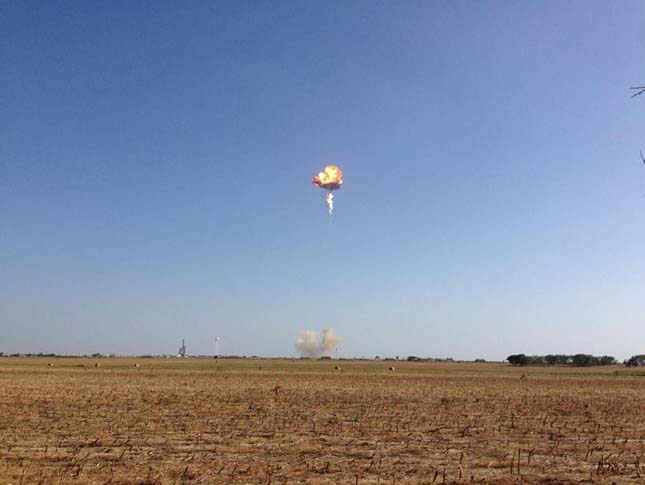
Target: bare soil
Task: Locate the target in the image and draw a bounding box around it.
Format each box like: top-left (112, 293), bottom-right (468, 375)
top-left (1, 358), bottom-right (644, 484)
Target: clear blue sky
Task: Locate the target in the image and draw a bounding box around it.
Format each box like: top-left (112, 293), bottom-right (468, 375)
top-left (2, 1), bottom-right (645, 360)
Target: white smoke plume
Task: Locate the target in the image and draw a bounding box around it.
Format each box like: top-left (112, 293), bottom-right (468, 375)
top-left (326, 191), bottom-right (334, 215)
top-left (295, 328), bottom-right (341, 358)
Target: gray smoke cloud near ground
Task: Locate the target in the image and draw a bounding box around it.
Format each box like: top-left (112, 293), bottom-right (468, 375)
top-left (295, 328), bottom-right (341, 358)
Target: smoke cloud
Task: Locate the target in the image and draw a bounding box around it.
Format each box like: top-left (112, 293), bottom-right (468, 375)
top-left (326, 191), bottom-right (334, 215)
top-left (295, 328), bottom-right (341, 358)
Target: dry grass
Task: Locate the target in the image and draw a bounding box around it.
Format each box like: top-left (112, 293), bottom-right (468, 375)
top-left (1, 357), bottom-right (645, 483)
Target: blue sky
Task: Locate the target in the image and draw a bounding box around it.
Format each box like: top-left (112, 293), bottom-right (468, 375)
top-left (2, 1), bottom-right (645, 360)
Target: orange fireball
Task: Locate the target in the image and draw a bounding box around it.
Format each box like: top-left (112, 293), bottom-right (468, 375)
top-left (312, 164), bottom-right (343, 191)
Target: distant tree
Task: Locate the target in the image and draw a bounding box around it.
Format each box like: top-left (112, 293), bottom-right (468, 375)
top-left (572, 354), bottom-right (598, 367)
top-left (407, 356), bottom-right (421, 362)
top-left (544, 354), bottom-right (558, 365)
top-left (625, 355), bottom-right (645, 367)
top-left (507, 353), bottom-right (616, 366)
top-left (545, 354), bottom-right (571, 365)
top-left (528, 355), bottom-right (546, 365)
top-left (599, 355), bottom-right (617, 366)
top-left (572, 354), bottom-right (587, 367)
top-left (507, 354), bottom-right (529, 366)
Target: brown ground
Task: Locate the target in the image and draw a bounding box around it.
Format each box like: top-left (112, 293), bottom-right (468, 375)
top-left (1, 358), bottom-right (645, 484)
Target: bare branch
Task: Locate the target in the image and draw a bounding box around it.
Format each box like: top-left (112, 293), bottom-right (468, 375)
top-left (630, 86), bottom-right (645, 98)
top-left (634, 88), bottom-right (645, 164)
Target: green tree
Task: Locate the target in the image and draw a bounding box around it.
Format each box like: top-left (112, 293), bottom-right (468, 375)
top-left (625, 355), bottom-right (645, 367)
top-left (599, 355), bottom-right (617, 366)
top-left (572, 354), bottom-right (598, 367)
top-left (507, 354), bottom-right (528, 366)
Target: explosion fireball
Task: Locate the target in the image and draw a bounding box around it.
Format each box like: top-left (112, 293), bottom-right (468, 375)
top-left (312, 164), bottom-right (343, 215)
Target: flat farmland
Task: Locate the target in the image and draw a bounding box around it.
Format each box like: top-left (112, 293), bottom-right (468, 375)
top-left (1, 358), bottom-right (645, 484)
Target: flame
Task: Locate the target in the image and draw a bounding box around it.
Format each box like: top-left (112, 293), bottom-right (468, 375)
top-left (312, 164), bottom-right (343, 190)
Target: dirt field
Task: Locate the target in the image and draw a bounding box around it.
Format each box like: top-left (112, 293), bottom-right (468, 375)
top-left (1, 357), bottom-right (645, 484)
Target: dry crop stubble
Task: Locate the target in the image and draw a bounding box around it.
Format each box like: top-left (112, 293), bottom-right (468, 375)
top-left (1, 358), bottom-right (645, 483)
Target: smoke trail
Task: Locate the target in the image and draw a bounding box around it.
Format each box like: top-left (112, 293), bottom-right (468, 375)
top-left (326, 191), bottom-right (334, 215)
top-left (295, 328), bottom-right (341, 358)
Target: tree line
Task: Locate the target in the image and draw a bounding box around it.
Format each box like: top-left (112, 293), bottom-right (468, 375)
top-left (507, 354), bottom-right (645, 367)
top-left (507, 354), bottom-right (616, 366)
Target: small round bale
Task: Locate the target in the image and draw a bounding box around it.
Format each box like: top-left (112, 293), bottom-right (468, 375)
top-left (388, 366), bottom-right (395, 371)
top-left (48, 362), bottom-right (54, 367)
top-left (94, 362), bottom-right (101, 368)
top-left (334, 365), bottom-right (341, 371)
top-left (134, 363), bottom-right (140, 368)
